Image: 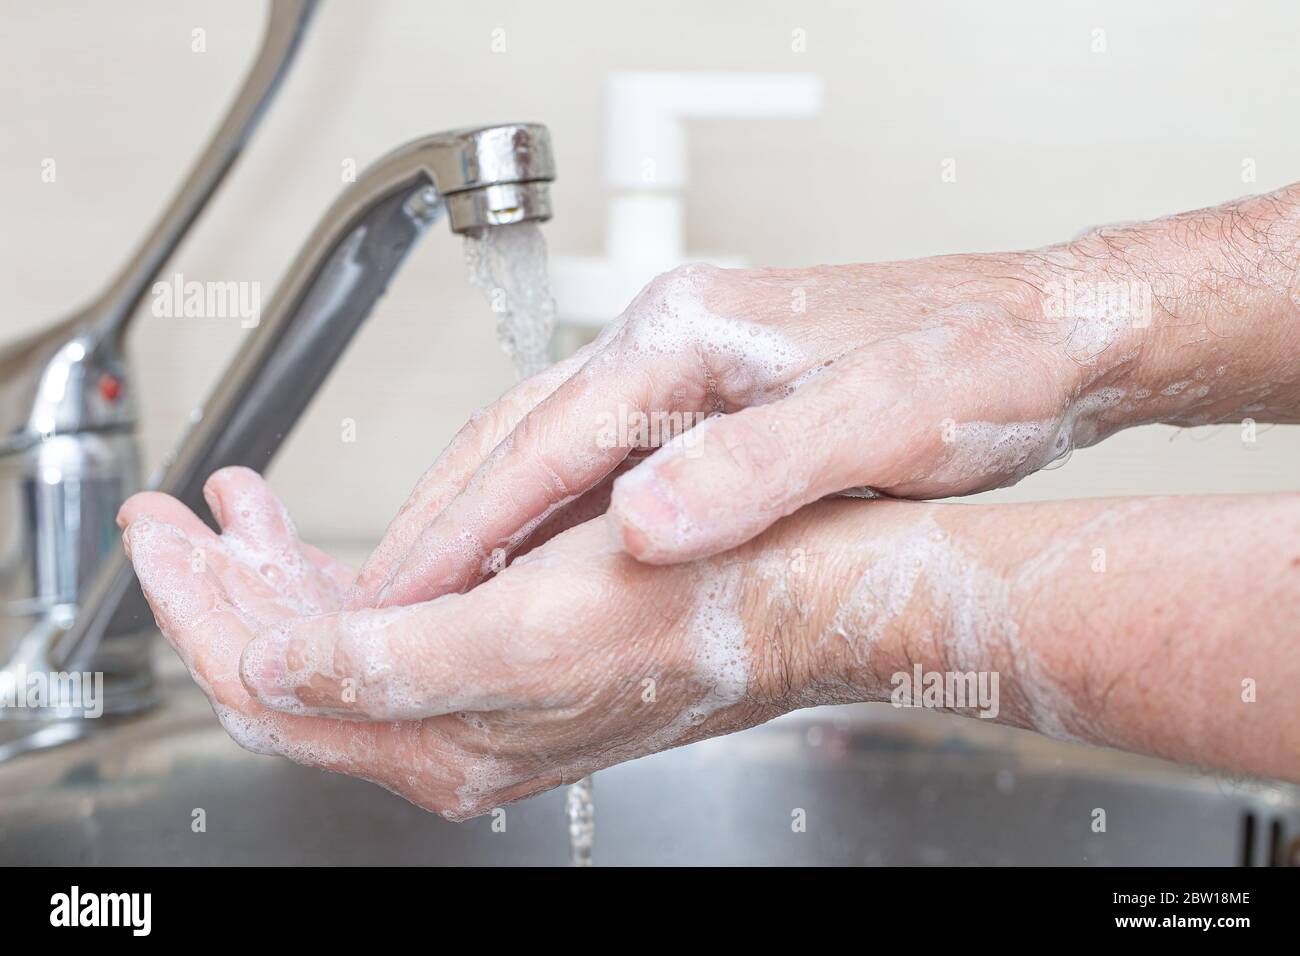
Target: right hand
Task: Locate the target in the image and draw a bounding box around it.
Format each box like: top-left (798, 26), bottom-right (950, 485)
top-left (350, 255), bottom-right (1122, 608)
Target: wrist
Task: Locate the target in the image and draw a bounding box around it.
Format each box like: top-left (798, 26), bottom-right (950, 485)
top-left (768, 499), bottom-right (1017, 709)
top-left (1045, 184), bottom-right (1300, 428)
top-left (800, 496), bottom-right (1121, 737)
top-left (737, 500), bottom-right (923, 709)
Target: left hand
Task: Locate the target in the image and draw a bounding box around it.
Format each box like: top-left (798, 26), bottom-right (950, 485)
top-left (121, 468), bottom-right (1300, 805)
top-left (119, 466), bottom-right (839, 820)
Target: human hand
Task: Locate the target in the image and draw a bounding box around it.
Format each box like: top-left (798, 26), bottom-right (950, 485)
top-left (353, 253), bottom-right (1105, 608)
top-left (121, 466), bottom-right (1300, 812)
top-left (119, 467), bottom-right (851, 819)
top-left (351, 184), bottom-right (1300, 610)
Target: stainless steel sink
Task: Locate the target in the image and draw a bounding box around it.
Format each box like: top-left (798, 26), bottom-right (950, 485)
top-left (1, 664), bottom-right (1296, 865)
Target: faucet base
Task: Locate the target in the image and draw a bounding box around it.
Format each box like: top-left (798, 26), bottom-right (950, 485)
top-left (0, 429), bottom-right (155, 732)
top-left (0, 627), bottom-right (156, 732)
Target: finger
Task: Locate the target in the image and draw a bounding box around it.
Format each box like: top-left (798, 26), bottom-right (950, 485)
top-left (371, 264), bottom-right (817, 606)
top-left (608, 378), bottom-right (864, 563)
top-left (122, 500), bottom-right (293, 680)
top-left (117, 491), bottom-right (219, 544)
top-left (373, 350), bottom-right (697, 607)
top-left (240, 574), bottom-right (547, 720)
top-left (302, 544), bottom-right (356, 592)
top-left (346, 344), bottom-right (597, 609)
top-left (202, 465), bottom-right (300, 550)
top-left (121, 514), bottom-right (468, 804)
top-left (372, 260), bottom-right (818, 607)
top-left (504, 455), bottom-right (632, 560)
top-left (202, 465), bottom-right (340, 613)
top-left (122, 517), bottom-right (234, 687)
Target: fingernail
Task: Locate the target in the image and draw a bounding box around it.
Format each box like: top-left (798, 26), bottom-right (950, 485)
top-left (611, 467), bottom-right (686, 558)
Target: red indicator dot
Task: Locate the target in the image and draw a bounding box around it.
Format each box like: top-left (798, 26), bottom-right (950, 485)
top-left (98, 373), bottom-right (122, 402)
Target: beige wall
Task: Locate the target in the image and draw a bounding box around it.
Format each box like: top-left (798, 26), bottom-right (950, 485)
top-left (3, 0), bottom-right (1297, 544)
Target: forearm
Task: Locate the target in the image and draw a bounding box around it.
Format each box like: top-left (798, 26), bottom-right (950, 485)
top-left (1032, 183), bottom-right (1300, 430)
top-left (782, 494), bottom-right (1300, 782)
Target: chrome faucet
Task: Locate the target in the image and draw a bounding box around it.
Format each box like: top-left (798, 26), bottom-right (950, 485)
top-left (0, 0), bottom-right (555, 742)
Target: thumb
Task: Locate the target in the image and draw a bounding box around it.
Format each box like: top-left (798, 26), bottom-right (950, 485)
top-left (608, 389), bottom-right (858, 564)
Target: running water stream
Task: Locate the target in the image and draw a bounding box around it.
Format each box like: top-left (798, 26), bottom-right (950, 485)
top-left (463, 222), bottom-right (594, 866)
top-left (464, 221), bottom-right (556, 379)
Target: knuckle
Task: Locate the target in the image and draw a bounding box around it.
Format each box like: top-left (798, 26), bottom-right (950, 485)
top-left (627, 263), bottom-right (716, 334)
top-left (461, 404), bottom-right (511, 458)
top-left (332, 617), bottom-right (399, 702)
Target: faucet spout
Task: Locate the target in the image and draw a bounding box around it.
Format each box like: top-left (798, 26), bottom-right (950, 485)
top-left (51, 123), bottom-right (556, 675)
